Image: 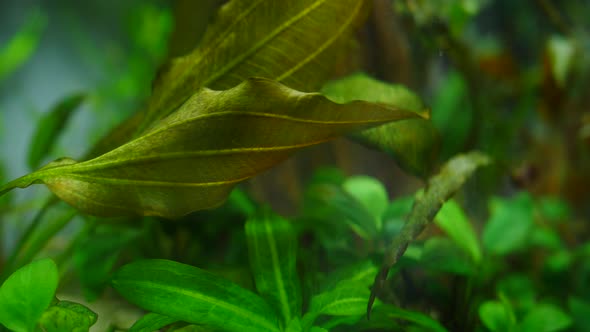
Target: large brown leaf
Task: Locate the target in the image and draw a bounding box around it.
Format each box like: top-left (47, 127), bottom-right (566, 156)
top-left (1, 79), bottom-right (426, 218)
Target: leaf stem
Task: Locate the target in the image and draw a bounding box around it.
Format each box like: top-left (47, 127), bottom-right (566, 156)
top-left (0, 172), bottom-right (43, 197)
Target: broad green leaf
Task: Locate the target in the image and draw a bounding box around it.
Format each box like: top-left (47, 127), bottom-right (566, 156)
top-left (1, 78), bottom-right (424, 217)
top-left (479, 300), bottom-right (515, 332)
top-left (321, 72), bottom-right (439, 177)
top-left (303, 281), bottom-right (369, 329)
top-left (28, 93), bottom-right (85, 170)
top-left (321, 73), bottom-right (424, 111)
top-left (519, 303), bottom-right (572, 332)
top-left (371, 304), bottom-right (448, 332)
top-left (342, 175), bottom-right (389, 224)
top-left (112, 259), bottom-right (280, 332)
top-left (129, 312), bottom-right (178, 332)
top-left (245, 214), bottom-right (301, 326)
top-left (141, 0), bottom-right (370, 131)
top-left (38, 300), bottom-right (97, 332)
top-left (483, 192), bottom-right (533, 255)
top-left (0, 8), bottom-right (46, 80)
top-left (0, 258), bottom-right (58, 332)
top-left (435, 199), bottom-right (482, 263)
top-left (304, 183), bottom-right (379, 239)
top-left (91, 0), bottom-right (370, 155)
top-left (369, 151), bottom-right (491, 314)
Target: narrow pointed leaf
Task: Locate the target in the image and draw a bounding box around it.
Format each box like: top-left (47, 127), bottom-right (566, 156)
top-left (0, 259), bottom-right (58, 332)
top-left (321, 72), bottom-right (440, 178)
top-left (369, 151), bottom-right (491, 315)
top-left (0, 78), bottom-right (425, 218)
top-left (38, 300), bottom-right (97, 332)
top-left (246, 214), bottom-right (301, 326)
top-left (112, 259), bottom-right (280, 332)
top-left (28, 93), bottom-right (85, 169)
top-left (519, 303), bottom-right (572, 332)
top-left (129, 312), bottom-right (178, 332)
top-left (483, 193), bottom-right (534, 255)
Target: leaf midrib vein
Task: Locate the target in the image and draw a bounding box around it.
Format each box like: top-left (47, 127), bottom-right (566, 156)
top-left (276, 0), bottom-right (363, 81)
top-left (135, 108), bottom-right (398, 152)
top-left (204, 0), bottom-right (328, 88)
top-left (264, 219), bottom-right (291, 323)
top-left (129, 280), bottom-right (280, 332)
top-left (58, 140), bottom-right (330, 173)
top-left (321, 297), bottom-right (367, 313)
top-left (57, 107), bottom-right (402, 173)
top-left (62, 174), bottom-right (251, 188)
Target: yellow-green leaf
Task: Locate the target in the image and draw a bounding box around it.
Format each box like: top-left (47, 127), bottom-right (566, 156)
top-left (0, 78), bottom-right (425, 218)
top-left (38, 300), bottom-right (97, 332)
top-left (321, 72), bottom-right (440, 178)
